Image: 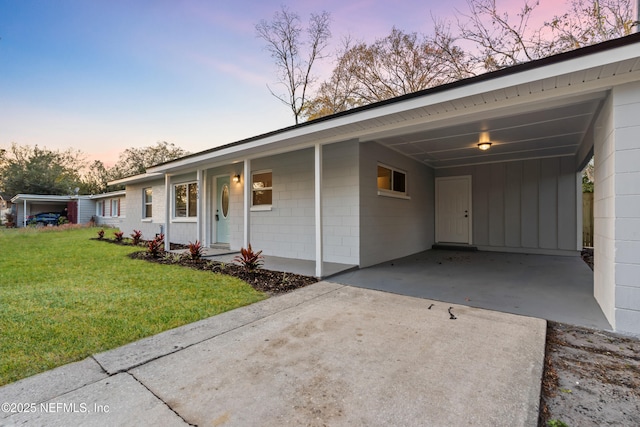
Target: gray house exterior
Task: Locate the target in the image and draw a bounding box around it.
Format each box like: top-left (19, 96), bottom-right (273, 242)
top-left (114, 34), bottom-right (640, 335)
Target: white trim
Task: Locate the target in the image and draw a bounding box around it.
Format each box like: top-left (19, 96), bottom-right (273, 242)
top-left (251, 169), bottom-right (273, 207)
top-left (196, 169), bottom-right (202, 243)
top-left (164, 174), bottom-right (171, 251)
top-left (435, 175), bottom-right (473, 245)
top-left (250, 205), bottom-right (272, 212)
top-left (314, 144), bottom-right (323, 278)
top-left (377, 163), bottom-right (408, 196)
top-left (243, 159), bottom-right (251, 248)
top-left (173, 180), bottom-right (198, 219)
top-left (377, 190), bottom-right (411, 200)
top-left (576, 172), bottom-right (583, 250)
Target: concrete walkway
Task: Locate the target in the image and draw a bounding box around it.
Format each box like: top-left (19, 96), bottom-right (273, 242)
top-left (332, 250), bottom-right (611, 331)
top-left (0, 282), bottom-right (545, 427)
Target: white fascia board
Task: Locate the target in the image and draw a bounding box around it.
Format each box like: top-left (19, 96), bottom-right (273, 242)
top-left (108, 172), bottom-right (163, 186)
top-left (88, 190), bottom-right (127, 199)
top-left (10, 194), bottom-right (79, 203)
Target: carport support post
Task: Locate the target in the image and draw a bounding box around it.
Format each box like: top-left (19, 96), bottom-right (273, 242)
top-left (23, 199), bottom-right (27, 227)
top-left (315, 144), bottom-right (323, 278)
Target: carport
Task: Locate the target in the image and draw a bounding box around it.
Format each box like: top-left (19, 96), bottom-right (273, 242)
top-left (331, 249), bottom-right (611, 330)
top-left (10, 194), bottom-right (95, 227)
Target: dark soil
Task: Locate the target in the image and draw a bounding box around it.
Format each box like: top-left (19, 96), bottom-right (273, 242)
top-left (539, 322), bottom-right (640, 426)
top-left (127, 250), bottom-right (318, 295)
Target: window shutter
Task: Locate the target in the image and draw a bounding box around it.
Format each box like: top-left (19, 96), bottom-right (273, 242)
top-left (102, 202), bottom-right (105, 217)
top-left (117, 199), bottom-right (121, 216)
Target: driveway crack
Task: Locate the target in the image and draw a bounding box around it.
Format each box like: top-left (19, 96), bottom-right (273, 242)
top-left (128, 372), bottom-right (195, 426)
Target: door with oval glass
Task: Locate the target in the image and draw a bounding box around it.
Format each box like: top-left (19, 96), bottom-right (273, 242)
top-left (215, 176), bottom-right (230, 244)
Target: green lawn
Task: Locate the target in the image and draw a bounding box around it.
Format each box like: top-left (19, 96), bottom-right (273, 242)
top-left (0, 226), bottom-right (266, 386)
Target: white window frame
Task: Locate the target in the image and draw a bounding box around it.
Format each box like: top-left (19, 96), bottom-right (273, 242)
top-left (110, 199), bottom-right (119, 217)
top-left (143, 187), bottom-right (152, 219)
top-left (173, 181), bottom-right (198, 220)
top-left (96, 200), bottom-right (103, 217)
top-left (377, 163), bottom-right (410, 199)
top-left (251, 170), bottom-right (273, 211)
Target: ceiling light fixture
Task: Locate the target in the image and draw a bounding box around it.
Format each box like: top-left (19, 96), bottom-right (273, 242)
top-left (477, 142), bottom-right (492, 151)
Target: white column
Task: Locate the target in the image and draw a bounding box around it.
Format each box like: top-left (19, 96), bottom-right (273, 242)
top-left (164, 173), bottom-right (171, 251)
top-left (315, 144), bottom-right (323, 278)
top-left (196, 169), bottom-right (203, 244)
top-left (243, 158), bottom-right (251, 248)
top-left (23, 199), bottom-right (27, 227)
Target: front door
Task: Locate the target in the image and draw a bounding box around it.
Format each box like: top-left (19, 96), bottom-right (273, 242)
top-left (215, 176), bottom-right (231, 244)
top-left (436, 176), bottom-right (472, 244)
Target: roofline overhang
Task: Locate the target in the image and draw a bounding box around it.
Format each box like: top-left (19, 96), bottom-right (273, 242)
top-left (107, 172), bottom-right (163, 186)
top-left (88, 190), bottom-right (126, 199)
top-left (10, 194), bottom-right (90, 203)
top-left (147, 33), bottom-right (640, 174)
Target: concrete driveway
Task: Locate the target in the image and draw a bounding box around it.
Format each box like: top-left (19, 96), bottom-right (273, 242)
top-left (1, 282), bottom-right (545, 426)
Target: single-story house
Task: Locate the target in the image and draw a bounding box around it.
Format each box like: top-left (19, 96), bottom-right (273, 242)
top-left (10, 190), bottom-right (126, 227)
top-left (111, 33), bottom-right (640, 335)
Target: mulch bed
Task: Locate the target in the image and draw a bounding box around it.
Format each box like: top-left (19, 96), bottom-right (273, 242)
top-left (127, 250), bottom-right (318, 295)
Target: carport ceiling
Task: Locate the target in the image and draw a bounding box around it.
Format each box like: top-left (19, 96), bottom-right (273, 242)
top-left (372, 96), bottom-right (604, 169)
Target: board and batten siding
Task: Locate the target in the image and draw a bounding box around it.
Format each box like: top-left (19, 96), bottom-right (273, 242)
top-left (436, 158), bottom-right (578, 255)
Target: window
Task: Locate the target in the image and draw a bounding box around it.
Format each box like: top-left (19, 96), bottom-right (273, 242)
top-left (111, 199), bottom-right (119, 217)
top-left (143, 188), bottom-right (152, 218)
top-left (252, 171), bottom-right (272, 206)
top-left (377, 164), bottom-right (407, 195)
top-left (96, 201), bottom-right (103, 216)
top-left (174, 182), bottom-right (198, 218)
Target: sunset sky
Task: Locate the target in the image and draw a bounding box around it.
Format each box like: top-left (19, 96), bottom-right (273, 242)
top-left (1, 0), bottom-right (569, 166)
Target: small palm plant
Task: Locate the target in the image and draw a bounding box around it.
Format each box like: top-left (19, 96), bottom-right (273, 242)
top-left (233, 244), bottom-right (264, 271)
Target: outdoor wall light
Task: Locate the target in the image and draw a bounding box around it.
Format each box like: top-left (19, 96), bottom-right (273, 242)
top-left (477, 142), bottom-right (492, 151)
top-left (233, 174), bottom-right (241, 183)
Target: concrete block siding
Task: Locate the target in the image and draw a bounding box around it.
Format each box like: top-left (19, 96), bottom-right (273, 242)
top-left (359, 141), bottom-right (434, 268)
top-left (611, 81), bottom-right (640, 333)
top-left (247, 142), bottom-right (360, 265)
top-left (121, 180), bottom-right (166, 241)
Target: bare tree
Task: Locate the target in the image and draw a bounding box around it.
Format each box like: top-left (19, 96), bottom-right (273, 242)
top-left (303, 28), bottom-right (470, 121)
top-left (455, 0), bottom-right (548, 71)
top-left (455, 0), bottom-right (636, 71)
top-left (544, 0), bottom-right (637, 51)
top-left (256, 6), bottom-right (331, 124)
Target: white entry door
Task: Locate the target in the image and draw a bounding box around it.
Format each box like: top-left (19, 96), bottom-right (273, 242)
top-left (436, 176), bottom-right (472, 244)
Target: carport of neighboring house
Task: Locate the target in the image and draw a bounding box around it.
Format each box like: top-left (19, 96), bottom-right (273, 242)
top-left (112, 34), bottom-right (640, 335)
top-left (10, 194), bottom-right (83, 226)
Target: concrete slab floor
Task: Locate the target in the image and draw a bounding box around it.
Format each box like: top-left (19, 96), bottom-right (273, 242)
top-left (332, 249), bottom-right (611, 331)
top-left (1, 283), bottom-right (546, 427)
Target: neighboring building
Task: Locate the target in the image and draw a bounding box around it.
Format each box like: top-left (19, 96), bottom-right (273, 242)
top-left (112, 34), bottom-right (640, 334)
top-left (10, 191), bottom-right (125, 227)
